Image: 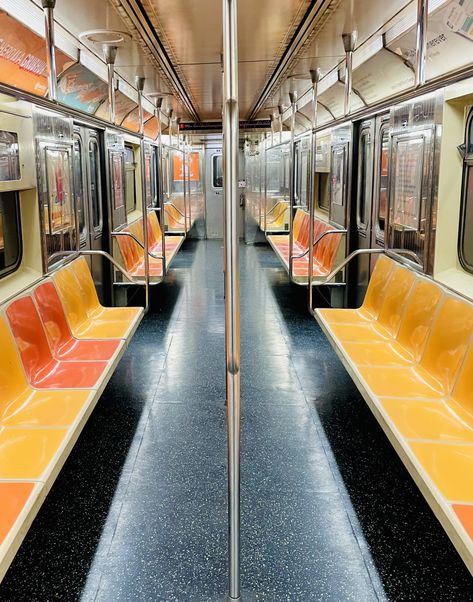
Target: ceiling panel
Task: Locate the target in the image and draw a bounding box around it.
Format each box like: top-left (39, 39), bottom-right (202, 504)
top-left (140, 0), bottom-right (312, 120)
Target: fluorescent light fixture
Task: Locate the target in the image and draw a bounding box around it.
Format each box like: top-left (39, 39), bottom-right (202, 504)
top-left (385, 0), bottom-right (450, 45)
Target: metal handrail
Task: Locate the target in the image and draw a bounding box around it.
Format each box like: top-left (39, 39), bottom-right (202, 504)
top-left (265, 198), bottom-right (288, 217)
top-left (47, 249), bottom-right (146, 285)
top-left (311, 248), bottom-right (384, 287)
top-left (111, 230), bottom-right (165, 261)
top-left (265, 205), bottom-right (288, 225)
top-left (291, 228), bottom-right (347, 260)
top-left (164, 201), bottom-right (187, 221)
top-left (310, 247), bottom-right (423, 288)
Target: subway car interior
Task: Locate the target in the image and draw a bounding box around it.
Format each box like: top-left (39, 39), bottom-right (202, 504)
top-left (1, 0), bottom-right (473, 600)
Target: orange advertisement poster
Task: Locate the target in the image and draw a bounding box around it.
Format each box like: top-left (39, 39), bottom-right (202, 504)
top-left (0, 12), bottom-right (73, 97)
top-left (173, 152), bottom-right (200, 182)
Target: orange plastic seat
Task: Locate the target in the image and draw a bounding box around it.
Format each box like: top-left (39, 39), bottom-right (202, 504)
top-left (6, 297), bottom-right (108, 389)
top-left (359, 297), bottom-right (473, 398)
top-left (68, 258), bottom-right (142, 326)
top-left (329, 266), bottom-right (416, 343)
top-left (0, 317), bottom-right (91, 427)
top-left (33, 282), bottom-right (122, 361)
top-left (53, 268), bottom-right (136, 339)
top-left (319, 255), bottom-right (396, 325)
top-left (341, 279), bottom-right (444, 367)
top-left (0, 483), bottom-right (36, 545)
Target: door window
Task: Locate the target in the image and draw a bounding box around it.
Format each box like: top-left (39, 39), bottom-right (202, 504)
top-left (213, 154), bottom-right (223, 188)
top-left (73, 135), bottom-right (87, 243)
top-left (375, 126), bottom-right (390, 241)
top-left (124, 145), bottom-right (136, 213)
top-left (89, 138), bottom-right (102, 232)
top-left (357, 129), bottom-right (371, 231)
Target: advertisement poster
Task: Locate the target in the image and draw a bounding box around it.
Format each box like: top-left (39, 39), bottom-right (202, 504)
top-left (96, 91), bottom-right (136, 124)
top-left (57, 64), bottom-right (108, 114)
top-left (392, 138), bottom-right (424, 228)
top-left (45, 148), bottom-right (72, 232)
top-left (173, 152), bottom-right (200, 181)
top-left (0, 12), bottom-right (73, 97)
top-left (111, 153), bottom-right (124, 210)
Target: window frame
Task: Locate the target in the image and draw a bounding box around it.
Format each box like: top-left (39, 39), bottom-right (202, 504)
top-left (0, 190), bottom-right (22, 279)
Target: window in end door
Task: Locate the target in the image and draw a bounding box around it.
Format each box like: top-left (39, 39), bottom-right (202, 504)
top-left (213, 154), bottom-right (223, 188)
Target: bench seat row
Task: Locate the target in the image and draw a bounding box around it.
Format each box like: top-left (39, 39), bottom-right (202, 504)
top-left (116, 211), bottom-right (185, 280)
top-left (267, 208), bottom-right (342, 283)
top-left (0, 257), bottom-right (143, 582)
top-left (315, 255), bottom-right (473, 573)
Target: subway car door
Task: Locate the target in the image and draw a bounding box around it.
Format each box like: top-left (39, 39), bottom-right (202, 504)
top-left (349, 119), bottom-right (374, 307)
top-left (73, 126), bottom-right (106, 302)
top-left (205, 146), bottom-right (223, 238)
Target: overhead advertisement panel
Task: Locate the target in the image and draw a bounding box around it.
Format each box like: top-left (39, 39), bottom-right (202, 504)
top-left (0, 11), bottom-right (74, 96)
top-left (353, 48), bottom-right (414, 105)
top-left (387, 0), bottom-right (473, 81)
top-left (57, 63), bottom-right (107, 113)
top-left (95, 91), bottom-right (137, 124)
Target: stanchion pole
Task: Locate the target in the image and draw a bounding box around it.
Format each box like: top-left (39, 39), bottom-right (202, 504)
top-left (222, 0), bottom-right (241, 599)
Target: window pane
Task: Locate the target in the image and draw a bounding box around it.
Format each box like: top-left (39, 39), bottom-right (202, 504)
top-left (299, 151), bottom-right (308, 208)
top-left (318, 173), bottom-right (330, 212)
top-left (377, 128), bottom-right (389, 236)
top-left (124, 146), bottom-right (136, 213)
top-left (392, 138), bottom-right (423, 229)
top-left (0, 131), bottom-right (20, 181)
top-left (73, 136), bottom-right (86, 241)
top-left (89, 139), bottom-right (102, 230)
top-left (357, 132), bottom-right (370, 229)
top-left (0, 191), bottom-right (21, 276)
top-left (213, 154), bottom-right (223, 188)
top-left (461, 166), bottom-right (473, 269)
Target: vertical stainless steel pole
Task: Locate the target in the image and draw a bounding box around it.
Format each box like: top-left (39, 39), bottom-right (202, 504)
top-left (42, 0), bottom-right (57, 101)
top-left (308, 69), bottom-right (320, 309)
top-left (342, 32), bottom-right (357, 116)
top-left (223, 0), bottom-right (241, 599)
top-left (103, 45), bottom-right (118, 124)
top-left (156, 98), bottom-right (167, 276)
top-left (263, 133), bottom-right (268, 232)
top-left (270, 114), bottom-right (275, 147)
top-left (415, 0), bottom-right (428, 87)
top-left (288, 90), bottom-right (297, 281)
top-left (136, 76), bottom-right (149, 311)
top-left (278, 105), bottom-right (284, 145)
top-left (186, 136), bottom-right (193, 231)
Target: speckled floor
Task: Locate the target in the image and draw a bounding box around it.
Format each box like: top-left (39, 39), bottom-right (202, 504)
top-left (0, 240), bottom-right (471, 601)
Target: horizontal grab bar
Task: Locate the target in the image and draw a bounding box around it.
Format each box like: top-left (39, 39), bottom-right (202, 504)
top-left (111, 231), bottom-right (165, 261)
top-left (291, 229), bottom-right (347, 260)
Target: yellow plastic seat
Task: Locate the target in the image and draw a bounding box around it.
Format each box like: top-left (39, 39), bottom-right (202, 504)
top-left (359, 297), bottom-right (473, 398)
top-left (319, 255), bottom-right (396, 325)
top-left (448, 344), bottom-right (473, 428)
top-left (342, 279), bottom-right (444, 367)
top-left (380, 398), bottom-right (473, 443)
top-left (53, 268), bottom-right (137, 339)
top-left (69, 257), bottom-right (142, 325)
top-left (410, 441), bottom-right (473, 502)
top-left (330, 266), bottom-right (416, 343)
top-left (0, 317), bottom-right (91, 428)
top-left (0, 427), bottom-right (68, 480)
